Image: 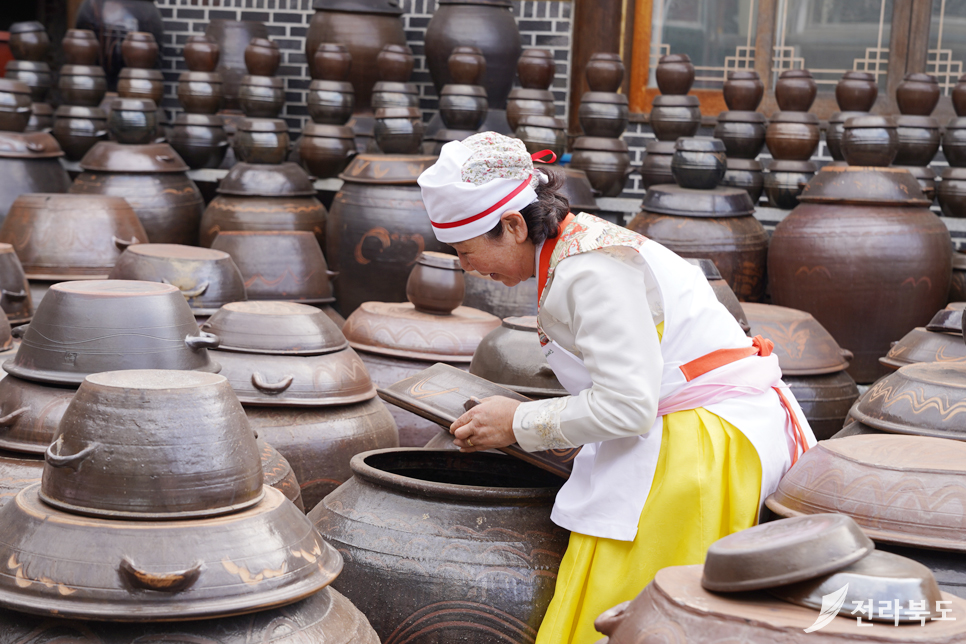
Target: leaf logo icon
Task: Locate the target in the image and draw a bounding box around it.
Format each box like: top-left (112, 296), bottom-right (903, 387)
top-left (804, 583), bottom-right (850, 633)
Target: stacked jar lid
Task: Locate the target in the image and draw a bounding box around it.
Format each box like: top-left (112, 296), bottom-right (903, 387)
top-left (939, 74), bottom-right (966, 217)
top-left (200, 300), bottom-right (397, 510)
top-left (171, 35), bottom-right (229, 170)
top-left (878, 306), bottom-right (965, 373)
top-left (640, 54), bottom-right (700, 190)
top-left (53, 30), bottom-right (108, 161)
top-left (826, 71), bottom-right (879, 162)
top-left (764, 69), bottom-right (820, 209)
top-left (569, 52), bottom-right (630, 197)
top-left (629, 136), bottom-right (768, 302)
top-left (0, 367), bottom-right (380, 641)
top-left (4, 21), bottom-right (52, 134)
top-left (343, 252), bottom-right (500, 446)
top-left (433, 47), bottom-right (489, 150)
top-left (713, 70), bottom-right (766, 204)
top-left (372, 45), bottom-right (424, 155)
top-left (299, 43), bottom-right (355, 178)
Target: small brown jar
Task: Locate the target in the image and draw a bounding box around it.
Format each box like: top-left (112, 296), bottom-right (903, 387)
top-left (177, 71), bottom-right (224, 114)
top-left (307, 80), bottom-right (355, 125)
top-left (377, 44), bottom-right (415, 83)
top-left (578, 91), bottom-right (629, 138)
top-left (439, 85), bottom-right (488, 131)
top-left (184, 35), bottom-right (220, 73)
top-left (671, 137), bottom-right (726, 190)
top-left (244, 38), bottom-right (281, 77)
top-left (106, 98), bottom-right (158, 145)
top-left (896, 73), bottom-right (940, 116)
top-left (639, 140), bottom-right (675, 189)
top-left (942, 117), bottom-right (966, 168)
top-left (121, 32), bottom-right (159, 69)
top-left (117, 68), bottom-right (164, 103)
top-left (374, 106), bottom-right (425, 155)
top-left (841, 115), bottom-right (898, 167)
top-left (569, 136), bottom-right (631, 198)
top-left (893, 115), bottom-right (940, 166)
top-left (765, 111), bottom-right (820, 161)
top-left (655, 53), bottom-right (693, 96)
top-left (586, 52), bottom-right (625, 93)
top-left (232, 118), bottom-right (290, 165)
top-left (238, 76), bottom-right (284, 118)
top-left (62, 29), bottom-right (100, 66)
top-left (835, 71), bottom-right (877, 112)
top-left (517, 49), bottom-right (554, 90)
top-left (371, 81), bottom-right (419, 110)
top-left (723, 70), bottom-right (763, 111)
top-left (448, 46), bottom-right (486, 86)
top-left (953, 73), bottom-right (966, 118)
top-left (9, 21), bottom-right (49, 62)
top-left (764, 160), bottom-right (816, 209)
top-left (298, 123), bottom-right (356, 179)
top-left (58, 65), bottom-right (108, 107)
top-left (721, 158), bottom-right (764, 204)
top-left (407, 252), bottom-right (465, 315)
top-left (52, 105), bottom-right (108, 161)
top-left (5, 61), bottom-right (54, 103)
top-left (713, 111), bottom-right (766, 159)
top-left (506, 88), bottom-right (555, 130)
top-left (25, 101), bottom-right (54, 133)
top-left (775, 69), bottom-right (817, 112)
top-left (169, 113), bottom-right (229, 170)
top-left (514, 115), bottom-right (567, 159)
top-left (650, 94), bottom-right (700, 141)
top-left (0, 79), bottom-right (33, 133)
top-left (826, 111), bottom-right (865, 161)
top-left (313, 43), bottom-right (352, 81)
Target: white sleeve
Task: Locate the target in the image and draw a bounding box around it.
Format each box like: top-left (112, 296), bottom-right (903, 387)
top-left (511, 250), bottom-right (664, 451)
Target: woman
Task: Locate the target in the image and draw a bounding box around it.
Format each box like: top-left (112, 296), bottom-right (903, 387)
top-left (417, 132), bottom-right (815, 644)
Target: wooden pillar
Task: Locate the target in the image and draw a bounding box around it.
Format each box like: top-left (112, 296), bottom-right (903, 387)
top-left (754, 0), bottom-right (778, 115)
top-left (628, 0), bottom-right (652, 114)
top-left (568, 0), bottom-right (627, 135)
top-left (886, 0), bottom-right (933, 112)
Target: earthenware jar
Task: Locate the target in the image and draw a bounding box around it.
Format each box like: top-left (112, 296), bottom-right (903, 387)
top-left (177, 72), bottom-right (224, 114)
top-left (898, 164), bottom-right (938, 203)
top-left (442, 45), bottom-right (483, 86)
top-left (299, 123), bottom-right (356, 178)
top-left (0, 80), bottom-right (33, 133)
top-left (655, 53), bottom-right (692, 95)
top-left (518, 48), bottom-right (555, 89)
top-left (628, 175), bottom-right (767, 301)
top-left (650, 95), bottom-right (700, 141)
top-left (25, 102), bottom-right (53, 133)
top-left (507, 88), bottom-right (555, 132)
top-left (308, 80), bottom-right (356, 125)
top-left (769, 166), bottom-right (952, 382)
top-left (775, 69), bottom-right (817, 112)
top-left (116, 68), bottom-right (164, 103)
top-left (954, 73), bottom-right (966, 117)
top-left (0, 244), bottom-right (31, 324)
top-left (169, 113), bottom-right (229, 169)
top-left (764, 160), bottom-right (816, 209)
top-left (578, 92), bottom-right (629, 138)
top-left (239, 75), bottom-right (285, 118)
top-left (374, 107), bottom-right (424, 154)
top-left (877, 309), bottom-right (965, 371)
top-left (312, 43), bottom-right (351, 82)
top-left (463, 270), bottom-right (537, 320)
top-left (896, 73), bottom-right (940, 116)
top-left (942, 117), bottom-right (966, 167)
top-left (893, 115), bottom-right (940, 166)
top-left (0, 131), bottom-right (71, 227)
top-left (439, 85), bottom-right (488, 131)
top-left (200, 162), bottom-right (327, 248)
top-left (671, 137), bottom-right (726, 190)
top-left (58, 65), bottom-right (108, 107)
top-left (570, 136), bottom-right (631, 198)
top-left (938, 166), bottom-right (966, 217)
top-left (245, 38), bottom-right (281, 77)
top-left (70, 141), bottom-right (204, 245)
top-left (330, 154), bottom-right (450, 310)
top-left (8, 21), bottom-right (49, 62)
top-left (405, 252), bottom-right (464, 314)
top-left (951, 255), bottom-right (966, 303)
top-left (723, 70), bottom-right (763, 111)
top-left (424, 0), bottom-right (521, 110)
top-left (121, 31), bottom-right (158, 69)
top-left (826, 111), bottom-right (865, 161)
top-left (305, 0), bottom-right (407, 110)
top-left (232, 118), bottom-right (289, 165)
top-left (184, 34), bottom-right (220, 72)
top-left (370, 80), bottom-right (418, 109)
top-left (75, 0), bottom-right (165, 87)
top-left (106, 98), bottom-right (157, 145)
top-left (713, 110), bottom-right (766, 159)
top-left (835, 70), bottom-right (878, 112)
top-left (61, 29), bottom-right (100, 65)
top-left (638, 140), bottom-right (676, 189)
top-left (206, 19), bottom-right (269, 111)
top-left (721, 158), bottom-right (764, 204)
top-left (841, 115), bottom-right (898, 166)
top-left (310, 449), bottom-right (568, 639)
top-left (515, 115), bottom-right (567, 159)
top-left (52, 105), bottom-right (107, 161)
top-left (4, 61), bottom-right (53, 103)
top-left (765, 111), bottom-right (820, 160)
top-left (470, 316), bottom-right (565, 397)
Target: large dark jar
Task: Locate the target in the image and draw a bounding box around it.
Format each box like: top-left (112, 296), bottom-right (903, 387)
top-left (768, 166), bottom-right (952, 383)
top-left (75, 0), bottom-right (165, 89)
top-left (326, 154), bottom-right (452, 316)
top-left (305, 0), bottom-right (407, 111)
top-left (205, 20), bottom-right (269, 111)
top-left (309, 448), bottom-right (569, 643)
top-left (0, 132), bottom-right (71, 227)
top-left (424, 0), bottom-right (521, 110)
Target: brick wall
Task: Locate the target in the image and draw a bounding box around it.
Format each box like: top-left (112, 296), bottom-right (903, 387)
top-left (155, 0), bottom-right (574, 133)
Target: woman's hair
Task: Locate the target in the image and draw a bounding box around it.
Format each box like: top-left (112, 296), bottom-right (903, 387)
top-left (484, 168), bottom-right (570, 245)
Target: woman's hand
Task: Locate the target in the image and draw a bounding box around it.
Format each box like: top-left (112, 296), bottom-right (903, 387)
top-left (450, 396), bottom-right (521, 453)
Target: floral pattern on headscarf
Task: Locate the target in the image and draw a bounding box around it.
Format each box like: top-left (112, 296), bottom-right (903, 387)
top-left (459, 132), bottom-right (541, 189)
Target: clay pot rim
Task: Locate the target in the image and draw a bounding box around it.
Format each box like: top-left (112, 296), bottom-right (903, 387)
top-left (178, 71), bottom-right (224, 83)
top-left (440, 84), bottom-right (487, 97)
top-left (798, 165), bottom-right (931, 206)
top-left (218, 161), bottom-right (316, 196)
top-left (315, 42), bottom-right (349, 53)
top-left (338, 153), bottom-right (437, 185)
top-left (4, 61), bottom-right (52, 72)
top-left (657, 53), bottom-right (690, 64)
top-left (0, 131), bottom-right (64, 159)
top-left (203, 301), bottom-right (349, 356)
top-left (779, 69), bottom-right (814, 79)
top-left (641, 184), bottom-right (755, 217)
top-left (651, 95), bottom-right (699, 107)
top-left (123, 31), bottom-right (157, 43)
top-left (0, 79), bottom-right (32, 95)
top-left (517, 115), bottom-right (565, 128)
top-left (310, 79), bottom-right (355, 92)
top-left (302, 122), bottom-right (355, 138)
top-left (743, 302), bottom-right (852, 375)
top-left (78, 141), bottom-right (189, 173)
top-left (769, 111), bottom-right (819, 124)
top-left (417, 251), bottom-right (461, 270)
top-left (894, 115), bottom-right (939, 128)
top-left (508, 88), bottom-right (555, 101)
top-left (843, 114), bottom-right (895, 129)
top-left (350, 448), bottom-right (562, 501)
top-left (59, 65), bottom-right (106, 77)
top-left (572, 136), bottom-right (628, 152)
top-left (9, 21), bottom-right (46, 34)
top-left (727, 70), bottom-right (760, 80)
top-left (674, 136), bottom-right (725, 152)
top-left (375, 106), bottom-right (421, 119)
top-left (716, 110), bottom-right (766, 123)
top-left (903, 72), bottom-right (938, 84)
top-left (372, 81), bottom-right (417, 94)
top-left (173, 113), bottom-right (223, 126)
top-left (726, 158), bottom-right (763, 171)
top-left (841, 70), bottom-right (876, 81)
top-left (580, 91), bottom-right (628, 105)
top-left (64, 29), bottom-right (96, 39)
top-left (237, 118), bottom-right (288, 133)
top-left (241, 75), bottom-right (284, 88)
top-left (118, 68), bottom-right (164, 81)
top-left (54, 106), bottom-right (105, 120)
top-left (109, 98), bottom-right (157, 112)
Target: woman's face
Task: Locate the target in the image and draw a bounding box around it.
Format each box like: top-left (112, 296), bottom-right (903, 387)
top-left (450, 211), bottom-right (536, 287)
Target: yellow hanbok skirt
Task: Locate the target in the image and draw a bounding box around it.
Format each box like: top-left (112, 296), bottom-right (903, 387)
top-left (534, 407), bottom-right (763, 644)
